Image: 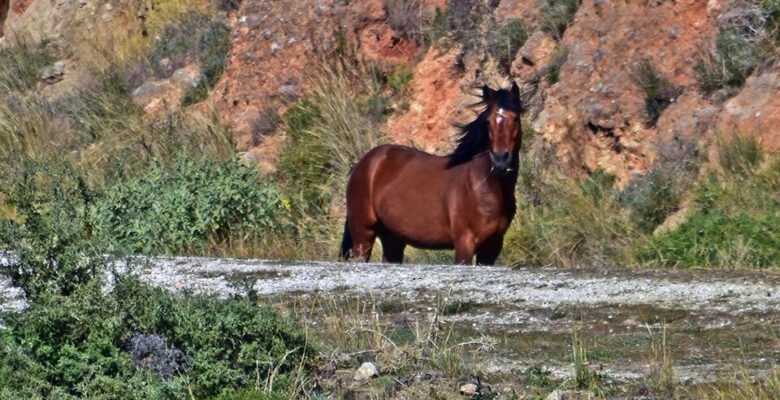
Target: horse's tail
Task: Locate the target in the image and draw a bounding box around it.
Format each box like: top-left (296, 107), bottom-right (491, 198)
top-left (340, 218), bottom-right (352, 261)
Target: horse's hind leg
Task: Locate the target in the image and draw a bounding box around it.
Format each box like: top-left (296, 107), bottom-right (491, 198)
top-left (346, 219), bottom-right (377, 262)
top-left (379, 233), bottom-right (406, 264)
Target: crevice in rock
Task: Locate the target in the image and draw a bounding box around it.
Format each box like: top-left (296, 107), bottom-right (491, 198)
top-left (0, 0), bottom-right (9, 38)
top-left (586, 121), bottom-right (623, 153)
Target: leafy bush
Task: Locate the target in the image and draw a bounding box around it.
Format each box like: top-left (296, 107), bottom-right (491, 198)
top-left (0, 161), bottom-right (107, 299)
top-left (539, 0), bottom-right (581, 39)
top-left (631, 61), bottom-right (680, 127)
top-left (488, 18), bottom-right (528, 74)
top-left (0, 277), bottom-right (315, 399)
top-left (636, 138), bottom-right (779, 268)
top-left (94, 158), bottom-right (289, 254)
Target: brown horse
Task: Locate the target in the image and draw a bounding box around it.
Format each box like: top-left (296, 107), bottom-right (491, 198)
top-left (340, 83), bottom-right (524, 264)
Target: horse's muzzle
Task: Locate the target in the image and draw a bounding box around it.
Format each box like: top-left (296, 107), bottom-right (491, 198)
top-left (490, 151), bottom-right (513, 173)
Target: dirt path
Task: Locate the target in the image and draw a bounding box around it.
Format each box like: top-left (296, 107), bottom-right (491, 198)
top-left (2, 253), bottom-right (779, 392)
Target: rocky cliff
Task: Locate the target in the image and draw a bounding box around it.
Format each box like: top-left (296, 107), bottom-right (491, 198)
top-left (2, 0), bottom-right (778, 183)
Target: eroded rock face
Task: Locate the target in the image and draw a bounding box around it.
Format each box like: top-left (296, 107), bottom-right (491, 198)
top-left (214, 0), bottom-right (444, 151)
top-left (717, 62), bottom-right (780, 153)
top-left (532, 0), bottom-right (717, 183)
top-left (383, 47), bottom-right (475, 153)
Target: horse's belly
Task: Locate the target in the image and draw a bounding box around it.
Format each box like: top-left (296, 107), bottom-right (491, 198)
top-left (374, 183), bottom-right (452, 248)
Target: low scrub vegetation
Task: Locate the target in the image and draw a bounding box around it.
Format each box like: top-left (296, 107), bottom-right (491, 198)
top-left (503, 132), bottom-right (778, 268)
top-left (636, 137), bottom-right (779, 268)
top-left (0, 158), bottom-right (316, 398)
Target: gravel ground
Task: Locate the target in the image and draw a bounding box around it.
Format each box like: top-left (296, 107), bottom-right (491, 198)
top-left (2, 253), bottom-right (779, 316)
top-left (2, 253), bottom-right (779, 384)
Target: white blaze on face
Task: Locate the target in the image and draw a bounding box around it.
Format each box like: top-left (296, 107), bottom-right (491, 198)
top-left (496, 108), bottom-right (505, 125)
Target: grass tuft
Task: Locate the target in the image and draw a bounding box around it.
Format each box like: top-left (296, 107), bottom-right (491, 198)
top-left (488, 18), bottom-right (528, 74)
top-left (631, 60), bottom-right (680, 127)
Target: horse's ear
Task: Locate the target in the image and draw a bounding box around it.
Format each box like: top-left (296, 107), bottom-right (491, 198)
top-left (482, 85), bottom-right (495, 103)
top-left (510, 81), bottom-right (520, 100)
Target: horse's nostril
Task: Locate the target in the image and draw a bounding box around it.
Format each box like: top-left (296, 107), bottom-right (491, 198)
top-left (494, 151), bottom-right (510, 162)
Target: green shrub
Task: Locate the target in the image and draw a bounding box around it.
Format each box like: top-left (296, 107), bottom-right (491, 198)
top-left (539, 0), bottom-right (581, 39)
top-left (488, 18), bottom-right (528, 74)
top-left (93, 157), bottom-right (289, 254)
top-left (635, 211), bottom-right (779, 268)
top-left (278, 62), bottom-right (389, 212)
top-left (0, 277), bottom-right (315, 399)
top-left (636, 138), bottom-right (779, 268)
top-left (620, 170), bottom-right (680, 232)
top-left (0, 161), bottom-right (106, 299)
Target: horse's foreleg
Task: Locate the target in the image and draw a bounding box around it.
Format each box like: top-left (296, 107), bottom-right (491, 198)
top-left (379, 233), bottom-right (406, 264)
top-left (476, 234), bottom-right (504, 265)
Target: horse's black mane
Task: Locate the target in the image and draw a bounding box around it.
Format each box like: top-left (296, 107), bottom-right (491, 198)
top-left (446, 88), bottom-right (523, 168)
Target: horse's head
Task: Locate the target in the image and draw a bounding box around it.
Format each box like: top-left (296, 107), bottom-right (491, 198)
top-left (483, 82), bottom-right (523, 173)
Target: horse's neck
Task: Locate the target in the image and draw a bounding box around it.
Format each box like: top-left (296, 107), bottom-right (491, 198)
top-left (472, 154), bottom-right (518, 204)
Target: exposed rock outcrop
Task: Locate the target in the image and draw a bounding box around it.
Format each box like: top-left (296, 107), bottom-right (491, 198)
top-left (717, 61), bottom-right (780, 153)
top-left (531, 0), bottom-right (717, 183)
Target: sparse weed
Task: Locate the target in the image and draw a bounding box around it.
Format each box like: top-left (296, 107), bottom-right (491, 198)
top-left (539, 0), bottom-right (582, 40)
top-left (646, 323), bottom-right (675, 396)
top-left (686, 366), bottom-right (780, 400)
top-left (0, 35), bottom-right (55, 93)
top-left (717, 134), bottom-right (764, 177)
top-left (695, 0), bottom-right (777, 96)
top-left (544, 47), bottom-right (568, 85)
top-left (385, 0), bottom-right (428, 46)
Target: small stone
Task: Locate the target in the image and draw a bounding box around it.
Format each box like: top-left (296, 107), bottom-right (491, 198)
top-left (171, 64), bottom-right (203, 89)
top-left (270, 42), bottom-right (282, 54)
top-left (353, 362), bottom-right (379, 381)
top-left (262, 29), bottom-right (272, 39)
top-left (459, 383), bottom-right (478, 396)
top-left (40, 61), bottom-right (66, 84)
top-left (546, 389), bottom-right (594, 400)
